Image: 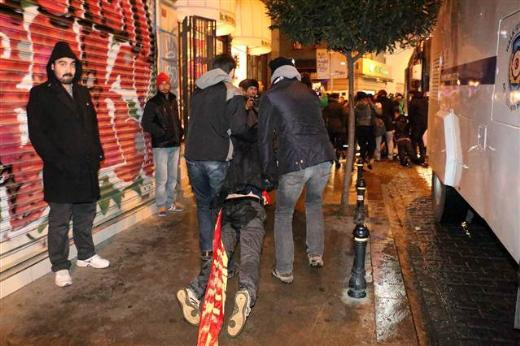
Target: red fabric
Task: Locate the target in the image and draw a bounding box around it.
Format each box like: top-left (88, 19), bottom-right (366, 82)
top-left (262, 191), bottom-right (272, 206)
top-left (197, 211), bottom-right (228, 346)
top-left (156, 72), bottom-right (170, 87)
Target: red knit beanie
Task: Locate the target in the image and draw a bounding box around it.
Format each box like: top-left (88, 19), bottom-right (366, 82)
top-left (156, 72), bottom-right (170, 87)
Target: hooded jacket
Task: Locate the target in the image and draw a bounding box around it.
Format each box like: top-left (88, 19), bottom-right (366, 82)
top-left (185, 68), bottom-right (248, 161)
top-left (258, 70), bottom-right (335, 178)
top-left (27, 42), bottom-right (104, 203)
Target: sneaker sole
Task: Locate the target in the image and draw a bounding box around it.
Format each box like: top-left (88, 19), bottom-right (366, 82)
top-left (227, 292), bottom-right (248, 337)
top-left (176, 289), bottom-right (200, 326)
top-left (76, 261), bottom-right (109, 269)
top-left (271, 270), bottom-right (293, 284)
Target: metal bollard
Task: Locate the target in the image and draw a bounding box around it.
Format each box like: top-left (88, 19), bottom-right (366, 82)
top-left (355, 177), bottom-right (366, 224)
top-left (356, 157), bottom-right (364, 183)
top-left (348, 223), bottom-right (370, 298)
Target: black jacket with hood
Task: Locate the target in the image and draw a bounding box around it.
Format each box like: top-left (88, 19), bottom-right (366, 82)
top-left (185, 68), bottom-right (248, 162)
top-left (259, 72), bottom-right (335, 179)
top-left (141, 92), bottom-right (182, 148)
top-left (27, 42), bottom-right (104, 203)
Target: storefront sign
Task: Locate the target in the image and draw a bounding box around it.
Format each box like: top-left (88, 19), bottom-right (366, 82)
top-left (361, 58), bottom-right (391, 79)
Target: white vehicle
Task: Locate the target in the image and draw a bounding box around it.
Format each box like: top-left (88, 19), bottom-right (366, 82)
top-left (427, 0), bottom-right (519, 328)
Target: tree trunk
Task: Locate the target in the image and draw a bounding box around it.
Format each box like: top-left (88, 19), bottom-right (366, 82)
top-left (340, 54), bottom-right (357, 209)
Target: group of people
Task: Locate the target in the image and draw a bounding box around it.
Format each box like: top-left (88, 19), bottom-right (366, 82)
top-left (27, 40), bottom-right (428, 339)
top-left (28, 42), bottom-right (335, 338)
top-left (175, 55), bottom-right (334, 337)
top-left (355, 89), bottom-right (429, 168)
top-left (321, 88), bottom-right (429, 170)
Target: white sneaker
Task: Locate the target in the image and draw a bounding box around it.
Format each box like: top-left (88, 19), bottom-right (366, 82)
top-left (77, 254), bottom-right (110, 269)
top-left (55, 269), bottom-right (72, 287)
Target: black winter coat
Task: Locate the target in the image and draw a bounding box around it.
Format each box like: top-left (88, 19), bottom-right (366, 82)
top-left (376, 96), bottom-right (396, 131)
top-left (221, 109), bottom-right (264, 196)
top-left (27, 81), bottom-right (104, 203)
top-left (408, 96), bottom-right (428, 131)
top-left (141, 92), bottom-right (182, 148)
top-left (323, 100), bottom-right (347, 134)
top-left (258, 78), bottom-right (335, 178)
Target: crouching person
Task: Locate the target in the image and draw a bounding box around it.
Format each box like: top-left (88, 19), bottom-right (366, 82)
top-left (394, 111), bottom-right (425, 167)
top-left (176, 91), bottom-right (266, 337)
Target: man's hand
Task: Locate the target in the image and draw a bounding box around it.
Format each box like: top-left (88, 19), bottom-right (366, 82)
top-left (245, 97), bottom-right (255, 110)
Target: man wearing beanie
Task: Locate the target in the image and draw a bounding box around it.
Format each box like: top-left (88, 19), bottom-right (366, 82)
top-left (258, 57), bottom-right (335, 284)
top-left (141, 72), bottom-right (184, 216)
top-left (27, 41), bottom-right (109, 288)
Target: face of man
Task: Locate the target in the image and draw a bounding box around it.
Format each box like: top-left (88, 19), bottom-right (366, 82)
top-left (158, 81), bottom-right (171, 95)
top-left (245, 86), bottom-right (258, 98)
top-left (52, 57), bottom-right (76, 85)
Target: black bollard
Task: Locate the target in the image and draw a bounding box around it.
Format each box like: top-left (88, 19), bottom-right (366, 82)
top-left (355, 177), bottom-right (366, 224)
top-left (356, 157), bottom-right (364, 183)
top-left (348, 223), bottom-right (370, 298)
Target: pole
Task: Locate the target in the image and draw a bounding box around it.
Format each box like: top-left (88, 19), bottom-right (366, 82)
top-left (348, 223), bottom-right (370, 298)
top-left (348, 157), bottom-right (370, 299)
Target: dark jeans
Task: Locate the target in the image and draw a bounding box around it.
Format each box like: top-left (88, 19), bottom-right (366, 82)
top-left (189, 199), bottom-right (266, 306)
top-left (47, 202), bottom-right (97, 272)
top-left (186, 160), bottom-right (229, 252)
top-left (356, 125), bottom-right (376, 162)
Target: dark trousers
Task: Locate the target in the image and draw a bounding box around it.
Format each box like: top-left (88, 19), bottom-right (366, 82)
top-left (47, 202), bottom-right (97, 272)
top-left (189, 199), bottom-right (266, 306)
top-left (411, 126), bottom-right (427, 159)
top-left (356, 125), bottom-right (376, 162)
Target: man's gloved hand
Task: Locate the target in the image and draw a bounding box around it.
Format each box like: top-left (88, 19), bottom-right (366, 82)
top-left (262, 175), bottom-right (278, 192)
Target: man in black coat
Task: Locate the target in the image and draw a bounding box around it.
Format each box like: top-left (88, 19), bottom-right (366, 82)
top-left (27, 41), bottom-right (109, 288)
top-left (141, 72), bottom-right (184, 216)
top-left (408, 91), bottom-right (429, 161)
top-left (258, 57), bottom-right (335, 284)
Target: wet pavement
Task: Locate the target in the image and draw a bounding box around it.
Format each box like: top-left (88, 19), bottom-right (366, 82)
top-left (0, 159), bottom-right (518, 345)
top-left (364, 162), bottom-right (520, 345)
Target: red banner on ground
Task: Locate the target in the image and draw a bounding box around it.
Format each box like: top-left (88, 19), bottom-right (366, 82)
top-left (197, 211), bottom-right (228, 346)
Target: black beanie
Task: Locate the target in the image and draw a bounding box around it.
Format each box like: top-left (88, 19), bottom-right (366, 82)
top-left (49, 41), bottom-right (78, 64)
top-left (269, 57), bottom-right (294, 74)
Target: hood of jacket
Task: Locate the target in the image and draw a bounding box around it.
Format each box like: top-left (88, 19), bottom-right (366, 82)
top-left (195, 68), bottom-right (232, 89)
top-left (46, 44), bottom-right (83, 84)
top-left (271, 65), bottom-right (301, 84)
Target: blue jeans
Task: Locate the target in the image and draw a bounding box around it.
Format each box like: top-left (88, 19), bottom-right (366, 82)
top-left (274, 161), bottom-right (332, 273)
top-left (153, 147), bottom-right (180, 209)
top-left (186, 160), bottom-right (229, 252)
